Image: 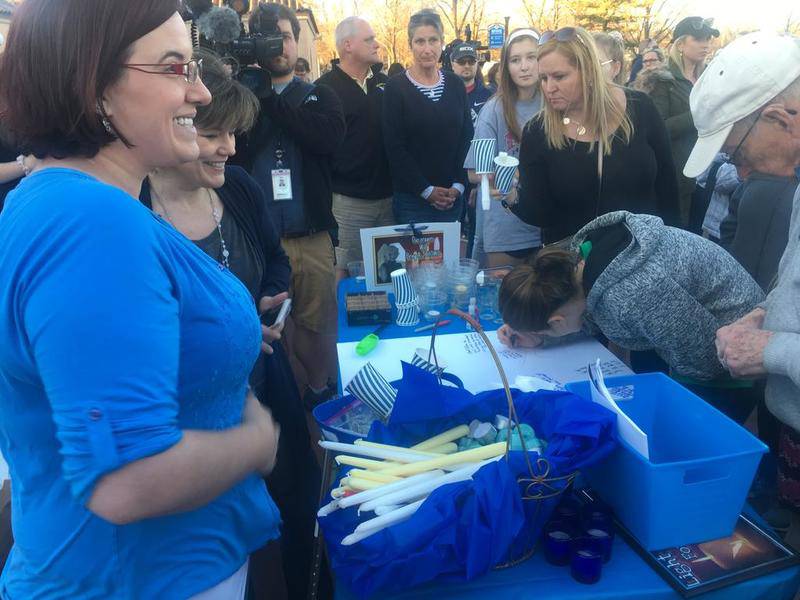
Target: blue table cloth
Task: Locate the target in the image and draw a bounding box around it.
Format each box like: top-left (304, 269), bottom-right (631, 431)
top-left (334, 278), bottom-right (800, 600)
top-left (337, 277), bottom-right (498, 345)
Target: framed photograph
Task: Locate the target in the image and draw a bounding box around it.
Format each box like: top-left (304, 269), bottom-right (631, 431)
top-left (360, 222), bottom-right (461, 291)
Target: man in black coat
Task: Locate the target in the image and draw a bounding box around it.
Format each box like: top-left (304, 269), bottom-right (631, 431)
top-left (317, 17), bottom-right (394, 281)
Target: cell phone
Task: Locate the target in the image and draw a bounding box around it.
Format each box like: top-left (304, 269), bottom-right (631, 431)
top-left (272, 298), bottom-right (292, 327)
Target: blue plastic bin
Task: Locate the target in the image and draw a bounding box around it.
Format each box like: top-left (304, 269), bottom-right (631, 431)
top-left (567, 373), bottom-right (767, 550)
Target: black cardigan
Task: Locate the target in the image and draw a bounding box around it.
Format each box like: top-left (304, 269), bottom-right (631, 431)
top-left (514, 89), bottom-right (680, 243)
top-left (316, 64), bottom-right (393, 200)
top-left (140, 166), bottom-right (291, 301)
top-left (382, 70), bottom-right (473, 196)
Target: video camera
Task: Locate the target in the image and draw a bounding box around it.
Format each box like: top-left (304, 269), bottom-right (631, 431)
top-left (183, 0), bottom-right (283, 72)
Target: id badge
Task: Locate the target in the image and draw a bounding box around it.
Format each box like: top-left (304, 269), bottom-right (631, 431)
top-left (272, 169), bottom-right (293, 201)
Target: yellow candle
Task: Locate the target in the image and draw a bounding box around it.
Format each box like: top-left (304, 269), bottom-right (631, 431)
top-left (348, 469), bottom-right (403, 483)
top-left (345, 477), bottom-right (386, 491)
top-left (336, 456), bottom-right (401, 470)
top-left (355, 440), bottom-right (441, 456)
top-left (412, 425), bottom-right (470, 451)
top-left (427, 442), bottom-right (458, 455)
top-left (378, 442), bottom-right (506, 477)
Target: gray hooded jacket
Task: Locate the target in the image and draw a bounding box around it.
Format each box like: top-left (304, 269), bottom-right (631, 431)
top-left (572, 211), bottom-right (765, 380)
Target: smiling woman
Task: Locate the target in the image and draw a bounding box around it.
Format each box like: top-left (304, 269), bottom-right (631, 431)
top-left (0, 1), bottom-right (282, 598)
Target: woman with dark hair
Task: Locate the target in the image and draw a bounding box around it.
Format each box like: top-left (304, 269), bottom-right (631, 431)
top-left (382, 8), bottom-right (473, 223)
top-left (650, 17), bottom-right (720, 226)
top-left (507, 26), bottom-right (679, 244)
top-left (142, 49), bottom-right (321, 599)
top-left (0, 1), bottom-right (281, 597)
top-left (465, 29), bottom-right (543, 267)
top-left (497, 211), bottom-right (764, 423)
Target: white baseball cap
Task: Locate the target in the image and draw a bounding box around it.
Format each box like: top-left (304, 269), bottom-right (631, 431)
top-left (684, 31), bottom-right (800, 178)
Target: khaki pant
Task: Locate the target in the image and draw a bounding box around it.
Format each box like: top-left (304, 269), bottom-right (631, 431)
top-left (332, 193), bottom-right (394, 267)
top-left (281, 232), bottom-right (337, 335)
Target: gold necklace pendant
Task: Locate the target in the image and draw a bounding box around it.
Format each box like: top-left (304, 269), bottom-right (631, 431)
top-left (577, 125), bottom-right (587, 136)
top-left (562, 116), bottom-right (571, 125)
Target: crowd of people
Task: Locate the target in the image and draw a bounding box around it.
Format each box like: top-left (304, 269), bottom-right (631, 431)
top-left (0, 0), bottom-right (798, 598)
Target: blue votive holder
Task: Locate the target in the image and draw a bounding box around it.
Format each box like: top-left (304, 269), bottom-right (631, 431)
top-left (543, 522), bottom-right (574, 566)
top-left (585, 526), bottom-right (614, 563)
top-left (570, 540), bottom-right (603, 584)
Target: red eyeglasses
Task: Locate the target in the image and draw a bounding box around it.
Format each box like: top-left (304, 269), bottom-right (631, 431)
top-left (122, 59), bottom-right (203, 85)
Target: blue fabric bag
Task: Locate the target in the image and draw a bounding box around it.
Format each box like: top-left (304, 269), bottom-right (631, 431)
top-left (319, 363), bottom-right (617, 598)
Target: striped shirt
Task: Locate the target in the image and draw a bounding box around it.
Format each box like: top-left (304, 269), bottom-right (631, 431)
top-left (406, 70), bottom-right (445, 102)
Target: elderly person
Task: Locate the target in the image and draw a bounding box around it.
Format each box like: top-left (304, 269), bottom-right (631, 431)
top-left (685, 32), bottom-right (800, 512)
top-left (0, 1), bottom-right (281, 597)
top-left (382, 8), bottom-right (473, 224)
top-left (318, 17), bottom-right (394, 281)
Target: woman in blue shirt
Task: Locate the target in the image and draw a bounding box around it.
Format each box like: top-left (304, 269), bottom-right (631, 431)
top-left (0, 1), bottom-right (281, 598)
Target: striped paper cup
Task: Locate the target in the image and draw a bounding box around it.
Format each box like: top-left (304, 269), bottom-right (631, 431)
top-left (344, 362), bottom-right (397, 421)
top-left (471, 138), bottom-right (497, 174)
top-left (494, 152), bottom-right (520, 195)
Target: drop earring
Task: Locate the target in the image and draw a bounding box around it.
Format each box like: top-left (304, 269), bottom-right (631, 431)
top-left (96, 101), bottom-right (116, 137)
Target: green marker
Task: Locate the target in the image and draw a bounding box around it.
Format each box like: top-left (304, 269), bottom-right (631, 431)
top-left (356, 323), bottom-right (390, 356)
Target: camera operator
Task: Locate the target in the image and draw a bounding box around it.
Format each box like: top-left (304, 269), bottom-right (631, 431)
top-left (233, 3), bottom-right (345, 414)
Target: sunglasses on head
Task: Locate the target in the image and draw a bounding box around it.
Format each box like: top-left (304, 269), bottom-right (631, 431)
top-left (539, 27), bottom-right (579, 46)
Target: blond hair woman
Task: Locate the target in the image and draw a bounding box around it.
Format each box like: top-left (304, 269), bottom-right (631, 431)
top-left (650, 17), bottom-right (720, 227)
top-left (507, 26), bottom-right (680, 243)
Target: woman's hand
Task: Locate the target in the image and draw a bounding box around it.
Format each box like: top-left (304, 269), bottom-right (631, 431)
top-left (258, 292), bottom-right (289, 354)
top-left (243, 391), bottom-right (281, 476)
top-left (497, 324), bottom-right (543, 349)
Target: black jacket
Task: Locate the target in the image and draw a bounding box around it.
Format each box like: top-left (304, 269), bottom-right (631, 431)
top-left (316, 64), bottom-right (393, 200)
top-left (720, 172), bottom-right (798, 292)
top-left (140, 166), bottom-right (291, 300)
top-left (515, 89), bottom-right (679, 244)
top-left (232, 75), bottom-right (346, 234)
top-left (382, 70), bottom-right (473, 196)
top-left (649, 58), bottom-right (698, 225)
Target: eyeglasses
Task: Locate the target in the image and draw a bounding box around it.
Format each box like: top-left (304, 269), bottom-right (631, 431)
top-left (728, 109), bottom-right (763, 166)
top-left (642, 59), bottom-right (660, 65)
top-left (122, 59), bottom-right (203, 85)
top-left (454, 58), bottom-right (477, 66)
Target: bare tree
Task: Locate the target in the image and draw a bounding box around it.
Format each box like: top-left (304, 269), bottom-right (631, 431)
top-left (434, 0), bottom-right (489, 40)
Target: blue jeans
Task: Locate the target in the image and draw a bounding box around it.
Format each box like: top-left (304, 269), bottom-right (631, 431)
top-left (393, 191), bottom-right (463, 224)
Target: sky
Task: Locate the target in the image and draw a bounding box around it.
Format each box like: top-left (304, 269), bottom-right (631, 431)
top-left (675, 0), bottom-right (798, 32)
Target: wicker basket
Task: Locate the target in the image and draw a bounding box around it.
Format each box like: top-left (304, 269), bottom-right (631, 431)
top-left (425, 308), bottom-right (577, 568)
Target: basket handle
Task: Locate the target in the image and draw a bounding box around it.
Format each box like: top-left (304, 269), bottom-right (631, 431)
top-left (427, 309), bottom-right (538, 478)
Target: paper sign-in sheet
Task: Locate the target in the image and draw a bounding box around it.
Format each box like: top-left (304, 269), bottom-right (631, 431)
top-left (338, 331), bottom-right (631, 394)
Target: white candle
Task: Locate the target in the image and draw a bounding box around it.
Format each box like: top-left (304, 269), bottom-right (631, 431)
top-left (341, 499), bottom-right (426, 545)
top-left (337, 470), bottom-right (445, 510)
top-left (335, 456), bottom-right (401, 470)
top-left (355, 439), bottom-right (441, 456)
top-left (319, 440), bottom-right (432, 464)
top-left (358, 457), bottom-right (498, 513)
top-left (427, 442), bottom-right (458, 455)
